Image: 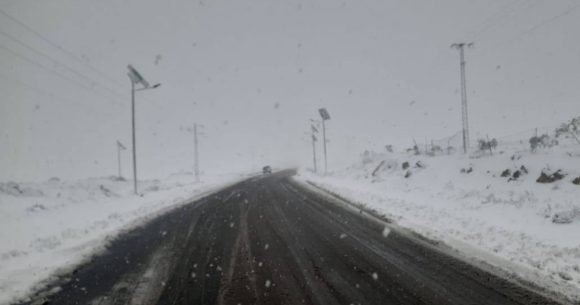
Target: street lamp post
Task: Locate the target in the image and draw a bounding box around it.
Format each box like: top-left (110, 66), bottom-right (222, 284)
top-left (311, 124), bottom-right (318, 173)
top-left (318, 108), bottom-right (331, 175)
top-left (309, 119), bottom-right (321, 174)
top-left (127, 65), bottom-right (160, 195)
top-left (116, 140), bottom-right (127, 179)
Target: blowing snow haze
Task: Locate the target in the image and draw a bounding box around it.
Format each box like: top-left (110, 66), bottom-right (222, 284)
top-left (1, 0), bottom-right (580, 181)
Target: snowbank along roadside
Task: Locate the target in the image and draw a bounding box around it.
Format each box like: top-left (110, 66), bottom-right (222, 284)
top-left (297, 137), bottom-right (580, 303)
top-left (0, 172), bottom-right (248, 305)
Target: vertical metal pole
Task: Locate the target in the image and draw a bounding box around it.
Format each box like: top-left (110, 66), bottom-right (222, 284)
top-left (459, 45), bottom-right (469, 154)
top-left (194, 123), bottom-right (200, 182)
top-left (131, 82), bottom-right (138, 195)
top-left (117, 143), bottom-right (122, 179)
top-left (312, 134), bottom-right (317, 173)
top-left (322, 119), bottom-right (327, 174)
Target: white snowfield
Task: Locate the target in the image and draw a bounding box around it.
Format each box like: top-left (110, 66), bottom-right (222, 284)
top-left (297, 140), bottom-right (580, 302)
top-left (0, 172), bottom-right (246, 305)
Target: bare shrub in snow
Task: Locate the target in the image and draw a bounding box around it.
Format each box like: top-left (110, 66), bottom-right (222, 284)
top-left (536, 169), bottom-right (566, 183)
top-left (460, 167), bottom-right (473, 174)
top-left (25, 203), bottom-right (47, 213)
top-left (552, 208), bottom-right (580, 224)
top-left (509, 170), bottom-right (522, 181)
top-left (406, 142), bottom-right (420, 155)
top-left (477, 138), bottom-right (497, 155)
top-left (500, 169), bottom-right (511, 177)
top-left (554, 116), bottom-right (580, 139)
top-left (426, 144), bottom-right (443, 156)
top-left (99, 185), bottom-right (117, 197)
top-left (529, 134), bottom-right (558, 152)
top-left (0, 182), bottom-right (44, 197)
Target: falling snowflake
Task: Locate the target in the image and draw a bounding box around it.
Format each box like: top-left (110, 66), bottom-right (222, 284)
top-left (382, 227), bottom-right (391, 238)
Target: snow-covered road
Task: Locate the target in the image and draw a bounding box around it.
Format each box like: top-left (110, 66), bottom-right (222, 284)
top-left (0, 172), bottom-right (246, 305)
top-left (296, 143), bottom-right (580, 303)
top-left (11, 170), bottom-right (565, 305)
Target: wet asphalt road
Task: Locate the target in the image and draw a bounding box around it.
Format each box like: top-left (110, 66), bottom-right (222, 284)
top-left (21, 170), bottom-right (563, 305)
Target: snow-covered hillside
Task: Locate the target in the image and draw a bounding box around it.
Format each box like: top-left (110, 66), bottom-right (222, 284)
top-left (0, 172), bottom-right (245, 305)
top-left (297, 130), bottom-right (580, 302)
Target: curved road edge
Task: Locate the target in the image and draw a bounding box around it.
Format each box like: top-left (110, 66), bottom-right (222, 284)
top-left (293, 177), bottom-right (578, 305)
top-left (12, 173), bottom-right (258, 305)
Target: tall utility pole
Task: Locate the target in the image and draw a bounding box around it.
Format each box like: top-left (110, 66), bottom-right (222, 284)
top-left (451, 42), bottom-right (473, 154)
top-left (131, 81), bottom-right (137, 191)
top-left (311, 124), bottom-right (318, 173)
top-left (127, 65), bottom-right (160, 195)
top-left (318, 108), bottom-right (331, 174)
top-left (116, 140), bottom-right (127, 179)
top-left (193, 123), bottom-right (200, 183)
top-left (322, 120), bottom-right (327, 173)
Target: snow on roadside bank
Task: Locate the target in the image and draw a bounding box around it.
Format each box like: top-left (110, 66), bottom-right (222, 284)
top-left (0, 172), bottom-right (246, 305)
top-left (296, 143), bottom-right (580, 302)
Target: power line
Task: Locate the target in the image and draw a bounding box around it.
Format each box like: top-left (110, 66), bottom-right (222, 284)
top-left (0, 8), bottom-right (161, 106)
top-left (0, 72), bottom-right (118, 115)
top-left (0, 30), bottom-right (127, 102)
top-left (465, 0), bottom-right (532, 41)
top-left (0, 43), bottom-right (124, 108)
top-left (497, 2), bottom-right (580, 46)
top-left (0, 8), bottom-right (125, 90)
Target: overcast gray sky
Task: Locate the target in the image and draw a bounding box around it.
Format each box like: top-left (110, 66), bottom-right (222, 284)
top-left (1, 0), bottom-right (579, 181)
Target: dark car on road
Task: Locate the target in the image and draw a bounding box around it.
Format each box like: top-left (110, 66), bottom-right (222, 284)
top-left (262, 166), bottom-right (272, 174)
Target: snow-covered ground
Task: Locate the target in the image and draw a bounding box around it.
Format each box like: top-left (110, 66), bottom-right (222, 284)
top-left (0, 172), bottom-right (247, 305)
top-left (297, 136), bottom-right (580, 302)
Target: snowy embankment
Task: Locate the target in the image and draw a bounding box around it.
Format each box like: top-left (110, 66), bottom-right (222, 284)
top-left (297, 141), bottom-right (580, 302)
top-left (0, 172), bottom-right (246, 305)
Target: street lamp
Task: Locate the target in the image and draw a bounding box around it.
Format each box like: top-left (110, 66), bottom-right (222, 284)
top-left (318, 108), bottom-right (331, 174)
top-left (127, 65), bottom-right (161, 195)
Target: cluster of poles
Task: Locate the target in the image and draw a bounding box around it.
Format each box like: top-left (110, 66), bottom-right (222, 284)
top-left (310, 108), bottom-right (331, 175)
top-left (124, 41), bottom-right (471, 192)
top-left (115, 65), bottom-right (194, 195)
top-left (118, 65), bottom-right (206, 195)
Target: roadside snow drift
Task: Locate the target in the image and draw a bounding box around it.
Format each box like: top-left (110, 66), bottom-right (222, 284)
top-left (0, 172), bottom-right (244, 305)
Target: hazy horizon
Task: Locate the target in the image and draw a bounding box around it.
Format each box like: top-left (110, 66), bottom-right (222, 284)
top-left (2, 0), bottom-right (579, 181)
